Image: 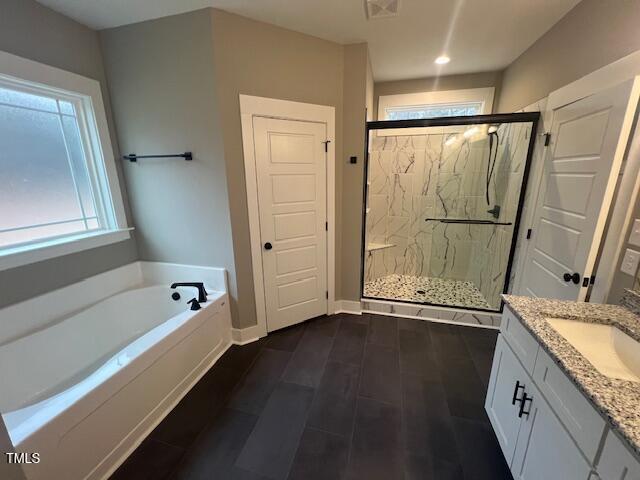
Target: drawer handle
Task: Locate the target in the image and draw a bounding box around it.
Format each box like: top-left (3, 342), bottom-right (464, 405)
top-left (518, 392), bottom-right (533, 418)
top-left (512, 381), bottom-right (525, 405)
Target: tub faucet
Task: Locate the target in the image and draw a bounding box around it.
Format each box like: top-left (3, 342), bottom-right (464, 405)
top-left (187, 298), bottom-right (202, 311)
top-left (170, 282), bottom-right (208, 302)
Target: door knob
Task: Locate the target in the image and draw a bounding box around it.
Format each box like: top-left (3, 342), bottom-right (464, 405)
top-left (264, 242), bottom-right (273, 250)
top-left (563, 272), bottom-right (580, 284)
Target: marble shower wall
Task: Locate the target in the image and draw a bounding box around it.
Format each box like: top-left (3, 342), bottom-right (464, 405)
top-left (476, 121), bottom-right (532, 307)
top-left (364, 122), bottom-right (533, 310)
top-left (365, 134), bottom-right (442, 284)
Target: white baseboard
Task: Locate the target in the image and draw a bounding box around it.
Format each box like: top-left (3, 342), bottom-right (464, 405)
top-left (231, 324), bottom-right (264, 345)
top-left (232, 303), bottom-right (362, 344)
top-left (333, 299), bottom-right (363, 315)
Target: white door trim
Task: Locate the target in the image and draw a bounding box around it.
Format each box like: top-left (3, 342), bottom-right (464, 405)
top-left (240, 94), bottom-right (336, 337)
top-left (548, 50), bottom-right (640, 110)
top-left (511, 97), bottom-right (553, 296)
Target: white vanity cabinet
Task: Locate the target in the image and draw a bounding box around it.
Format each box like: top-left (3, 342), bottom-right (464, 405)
top-left (485, 335), bottom-right (527, 464)
top-left (487, 305), bottom-right (640, 480)
top-left (486, 336), bottom-right (592, 479)
top-left (510, 379), bottom-right (592, 480)
top-left (596, 430), bottom-right (640, 480)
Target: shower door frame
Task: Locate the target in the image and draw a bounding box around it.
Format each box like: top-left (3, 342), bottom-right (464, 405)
top-left (360, 112), bottom-right (540, 313)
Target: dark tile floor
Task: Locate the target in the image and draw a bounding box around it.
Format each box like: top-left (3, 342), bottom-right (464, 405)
top-left (110, 313), bottom-right (512, 480)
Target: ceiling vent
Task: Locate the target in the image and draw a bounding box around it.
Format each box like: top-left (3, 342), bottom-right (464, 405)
top-left (365, 0), bottom-right (400, 19)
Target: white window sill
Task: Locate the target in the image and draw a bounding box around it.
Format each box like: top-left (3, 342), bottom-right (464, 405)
top-left (0, 228), bottom-right (134, 272)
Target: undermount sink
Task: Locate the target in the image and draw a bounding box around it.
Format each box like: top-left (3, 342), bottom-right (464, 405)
top-left (546, 318), bottom-right (640, 382)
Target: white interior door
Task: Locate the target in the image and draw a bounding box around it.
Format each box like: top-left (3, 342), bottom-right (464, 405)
top-left (253, 117), bottom-right (328, 332)
top-left (519, 79), bottom-right (639, 300)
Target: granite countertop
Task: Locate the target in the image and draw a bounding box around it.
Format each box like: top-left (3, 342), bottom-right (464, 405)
top-left (502, 290), bottom-right (640, 458)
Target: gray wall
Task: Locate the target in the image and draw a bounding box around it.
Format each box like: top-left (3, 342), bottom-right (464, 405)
top-left (101, 8), bottom-right (363, 328)
top-left (607, 132), bottom-right (640, 304)
top-left (211, 9), bottom-right (345, 326)
top-left (374, 70), bottom-right (503, 119)
top-left (366, 54), bottom-right (374, 121)
top-left (100, 10), bottom-right (239, 323)
top-left (608, 199), bottom-right (640, 304)
top-left (495, 0), bottom-right (640, 303)
top-left (498, 0), bottom-right (640, 112)
top-left (342, 44), bottom-right (369, 301)
top-left (0, 0), bottom-right (137, 308)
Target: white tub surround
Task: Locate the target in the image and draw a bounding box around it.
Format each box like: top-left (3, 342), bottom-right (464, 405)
top-left (0, 262), bottom-right (232, 480)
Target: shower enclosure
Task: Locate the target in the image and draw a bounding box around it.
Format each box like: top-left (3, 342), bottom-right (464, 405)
top-left (361, 113), bottom-right (539, 312)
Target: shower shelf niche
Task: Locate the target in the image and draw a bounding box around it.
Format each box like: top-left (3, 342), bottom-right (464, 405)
top-left (366, 242), bottom-right (395, 252)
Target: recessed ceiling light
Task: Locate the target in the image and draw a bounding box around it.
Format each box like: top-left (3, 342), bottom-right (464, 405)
top-left (435, 55), bottom-right (450, 65)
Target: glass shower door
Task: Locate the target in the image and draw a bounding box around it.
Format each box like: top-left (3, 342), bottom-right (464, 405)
top-left (362, 117), bottom-right (536, 312)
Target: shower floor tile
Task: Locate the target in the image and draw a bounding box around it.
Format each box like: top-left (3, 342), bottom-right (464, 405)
top-left (364, 274), bottom-right (491, 310)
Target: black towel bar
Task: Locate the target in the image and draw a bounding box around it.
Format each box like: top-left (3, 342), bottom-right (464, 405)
top-left (123, 152), bottom-right (193, 162)
top-left (425, 218), bottom-right (512, 226)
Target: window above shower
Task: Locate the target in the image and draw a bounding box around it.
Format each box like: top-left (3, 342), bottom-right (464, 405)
top-left (377, 87), bottom-right (495, 135)
top-left (362, 114), bottom-right (538, 312)
top-left (385, 101), bottom-right (483, 120)
top-left (0, 51), bottom-right (130, 271)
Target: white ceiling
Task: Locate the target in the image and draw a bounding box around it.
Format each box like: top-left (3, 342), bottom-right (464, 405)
top-left (36, 0), bottom-right (581, 81)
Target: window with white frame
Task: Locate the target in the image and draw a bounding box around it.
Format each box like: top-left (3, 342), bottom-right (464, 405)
top-left (385, 101), bottom-right (483, 120)
top-left (0, 51), bottom-right (129, 268)
top-left (378, 87), bottom-right (495, 121)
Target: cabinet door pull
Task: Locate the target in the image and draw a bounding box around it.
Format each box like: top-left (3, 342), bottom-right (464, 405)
top-left (512, 381), bottom-right (525, 405)
top-left (518, 392), bottom-right (533, 418)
